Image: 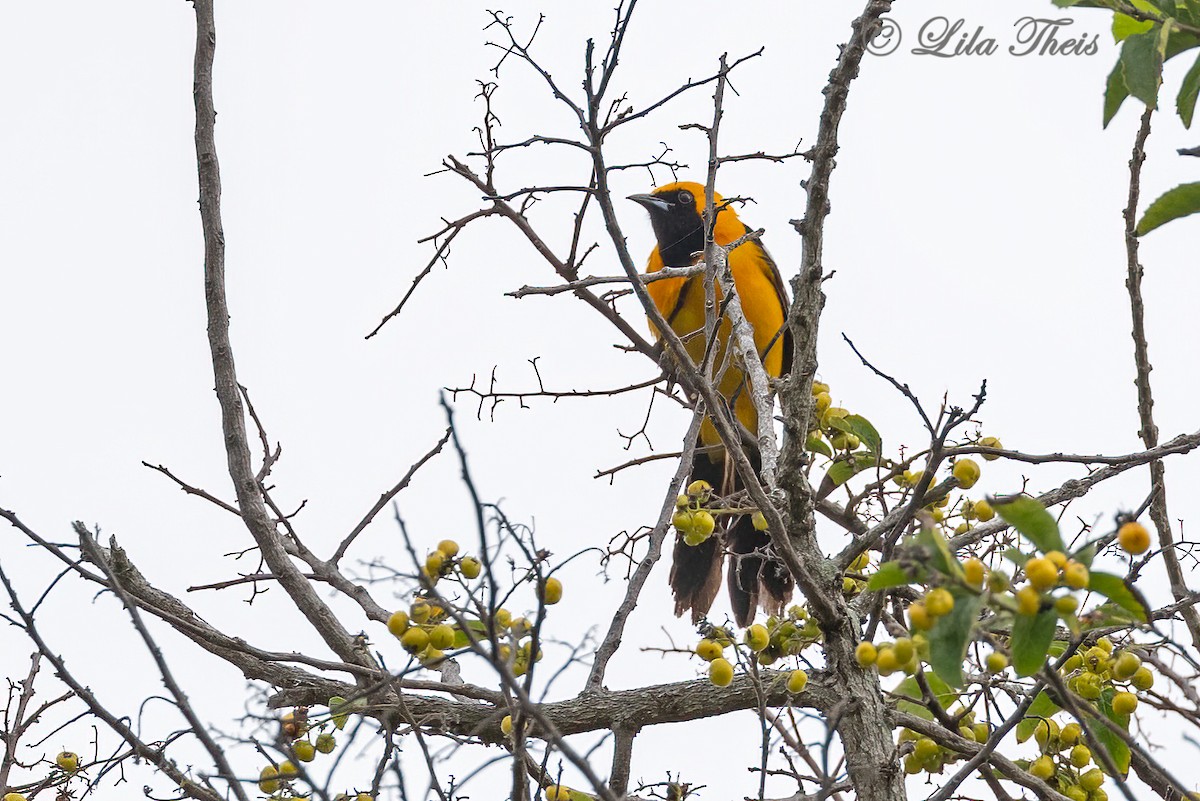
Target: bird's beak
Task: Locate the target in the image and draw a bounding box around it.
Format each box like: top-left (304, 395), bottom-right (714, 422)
top-left (627, 193), bottom-right (672, 214)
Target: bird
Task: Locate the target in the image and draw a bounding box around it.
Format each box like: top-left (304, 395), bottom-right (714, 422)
top-left (629, 180), bottom-right (793, 627)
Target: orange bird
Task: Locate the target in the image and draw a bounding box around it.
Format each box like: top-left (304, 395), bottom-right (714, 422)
top-left (629, 181), bottom-right (793, 626)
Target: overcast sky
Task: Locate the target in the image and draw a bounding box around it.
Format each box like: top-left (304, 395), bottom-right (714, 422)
top-left (2, 2), bottom-right (1198, 799)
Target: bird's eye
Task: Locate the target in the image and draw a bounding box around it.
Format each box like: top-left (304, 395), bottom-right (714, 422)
top-left (676, 189), bottom-right (694, 206)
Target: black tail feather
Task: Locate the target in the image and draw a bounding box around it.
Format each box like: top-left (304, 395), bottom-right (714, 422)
top-left (670, 428), bottom-right (793, 626)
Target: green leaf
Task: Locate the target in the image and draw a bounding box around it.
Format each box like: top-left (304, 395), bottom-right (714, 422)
top-left (1072, 541), bottom-right (1097, 569)
top-left (329, 696), bottom-right (350, 729)
top-left (1137, 181), bottom-right (1200, 234)
top-left (1087, 571), bottom-right (1148, 621)
top-left (1121, 29), bottom-right (1164, 107)
top-left (1095, 689), bottom-right (1134, 775)
top-left (928, 587), bottom-right (984, 687)
top-left (993, 496), bottom-right (1066, 554)
top-left (1114, 13), bottom-right (1156, 41)
top-left (1105, 60), bottom-right (1132, 127)
top-left (917, 523), bottom-right (961, 579)
top-left (806, 432), bottom-right (833, 459)
top-left (893, 671), bottom-right (959, 720)
top-left (1178, 51), bottom-right (1200, 126)
top-left (843, 414), bottom-right (882, 457)
top-left (867, 560), bottom-right (912, 591)
top-left (1011, 608), bottom-right (1058, 677)
top-left (1016, 691), bottom-right (1063, 743)
top-left (825, 458), bottom-right (858, 488)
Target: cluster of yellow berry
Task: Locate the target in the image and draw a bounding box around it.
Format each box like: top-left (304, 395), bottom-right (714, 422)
top-left (672, 480), bottom-right (718, 547)
top-left (420, 538), bottom-right (482, 586)
top-left (855, 635), bottom-right (922, 677)
top-left (1021, 717), bottom-right (1110, 801)
top-left (692, 616), bottom-right (810, 692)
top-left (898, 710), bottom-right (988, 774)
top-left (1062, 639), bottom-right (1152, 705)
top-left (808, 381), bottom-right (863, 452)
top-left (254, 710), bottom-right (344, 798)
top-left (906, 586), bottom-right (957, 632)
top-left (388, 595), bottom-right (459, 668)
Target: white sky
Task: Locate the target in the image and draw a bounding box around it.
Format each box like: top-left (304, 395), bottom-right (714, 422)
top-left (2, 1), bottom-right (1199, 799)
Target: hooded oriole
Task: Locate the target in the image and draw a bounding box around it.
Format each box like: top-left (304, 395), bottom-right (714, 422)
top-left (629, 181), bottom-right (793, 626)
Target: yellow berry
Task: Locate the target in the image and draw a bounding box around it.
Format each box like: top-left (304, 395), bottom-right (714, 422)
top-left (811, 381), bottom-right (830, 396)
top-left (278, 761), bottom-right (297, 778)
top-left (855, 642), bottom-right (878, 667)
top-left (1113, 651), bottom-right (1141, 680)
top-left (1065, 787), bottom-right (1088, 801)
top-left (460, 556), bottom-right (482, 579)
top-left (787, 668), bottom-right (809, 693)
top-left (426, 551), bottom-right (446, 576)
top-left (1070, 745), bottom-right (1092, 768)
top-left (1025, 558), bottom-right (1059, 591)
top-left (259, 765), bottom-right (281, 794)
top-left (501, 714), bottom-right (514, 736)
top-left (691, 511), bottom-right (716, 539)
top-left (952, 459), bottom-right (981, 489)
top-left (400, 627), bottom-right (430, 654)
top-left (964, 557), bottom-right (985, 588)
top-left (386, 610), bottom-right (410, 637)
top-left (708, 657), bottom-right (734, 687)
top-left (1118, 521), bottom-right (1150, 555)
top-left (908, 602), bottom-right (932, 631)
top-left (814, 391), bottom-right (832, 413)
top-left (1131, 666), bottom-right (1154, 691)
top-left (2, 794), bottom-right (28, 801)
top-left (986, 652), bottom-right (1009, 673)
top-left (1080, 767), bottom-right (1104, 792)
top-left (876, 647), bottom-right (900, 676)
top-left (972, 722), bottom-right (990, 742)
top-left (1055, 596), bottom-right (1079, 616)
top-left (974, 499), bottom-right (995, 521)
top-left (978, 436), bottom-right (1003, 460)
top-left (925, 588), bottom-right (955, 617)
top-left (1045, 551), bottom-right (1068, 569)
top-left (544, 785), bottom-right (572, 801)
top-left (1063, 561), bottom-right (1089, 590)
top-left (541, 577), bottom-right (563, 605)
top-left (55, 751), bottom-right (79, 772)
top-left (494, 608), bottom-right (513, 630)
top-left (672, 510), bottom-right (694, 532)
top-left (745, 624), bottom-right (770, 653)
top-left (1016, 585), bottom-right (1041, 616)
top-left (410, 598), bottom-right (432, 623)
top-left (436, 539), bottom-right (460, 558)
top-left (1030, 754), bottom-right (1055, 780)
top-left (695, 638), bottom-right (723, 661)
top-left (315, 733), bottom-right (336, 754)
top-left (293, 740), bottom-right (316, 763)
top-left (903, 753), bottom-right (923, 774)
top-left (987, 569), bottom-right (1010, 592)
top-left (1096, 637), bottom-right (1114, 654)
top-left (913, 737), bottom-right (939, 761)
top-left (893, 638), bottom-right (915, 664)
top-left (1076, 673), bottom-right (1103, 700)
top-left (1033, 718), bottom-right (1060, 750)
top-left (686, 479), bottom-right (712, 497)
top-left (1112, 691), bottom-right (1138, 715)
top-left (429, 624), bottom-right (456, 650)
